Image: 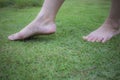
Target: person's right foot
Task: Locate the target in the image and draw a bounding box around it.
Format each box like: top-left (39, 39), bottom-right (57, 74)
top-left (8, 17), bottom-right (56, 41)
top-left (83, 18), bottom-right (120, 43)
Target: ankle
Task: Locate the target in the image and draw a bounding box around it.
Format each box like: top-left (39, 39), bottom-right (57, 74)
top-left (34, 11), bottom-right (55, 22)
top-left (105, 17), bottom-right (120, 30)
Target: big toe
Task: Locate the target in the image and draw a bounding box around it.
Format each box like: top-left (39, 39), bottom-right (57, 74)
top-left (8, 35), bottom-right (14, 40)
top-left (8, 34), bottom-right (18, 41)
top-left (83, 36), bottom-right (88, 40)
top-left (8, 33), bottom-right (24, 41)
top-left (83, 35), bottom-right (94, 42)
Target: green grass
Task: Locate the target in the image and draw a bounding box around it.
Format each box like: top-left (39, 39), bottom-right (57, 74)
top-left (0, 0), bottom-right (43, 8)
top-left (0, 0), bottom-right (120, 80)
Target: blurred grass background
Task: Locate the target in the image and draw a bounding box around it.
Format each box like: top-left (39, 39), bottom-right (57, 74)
top-left (0, 0), bottom-right (120, 80)
top-left (0, 0), bottom-right (44, 8)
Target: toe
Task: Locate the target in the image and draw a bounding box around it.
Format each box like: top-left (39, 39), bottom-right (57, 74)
top-left (83, 34), bottom-right (92, 41)
top-left (91, 37), bottom-right (98, 42)
top-left (8, 34), bottom-right (16, 40)
top-left (83, 36), bottom-right (88, 40)
top-left (102, 37), bottom-right (111, 43)
top-left (8, 33), bottom-right (17, 40)
top-left (8, 32), bottom-right (24, 41)
top-left (101, 36), bottom-right (109, 43)
top-left (95, 37), bottom-right (103, 42)
top-left (87, 35), bottom-right (95, 42)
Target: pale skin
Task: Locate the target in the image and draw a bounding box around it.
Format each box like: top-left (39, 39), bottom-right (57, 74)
top-left (8, 0), bottom-right (65, 40)
top-left (8, 0), bottom-right (120, 43)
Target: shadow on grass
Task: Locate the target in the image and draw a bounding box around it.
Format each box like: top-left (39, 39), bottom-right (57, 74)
top-left (14, 34), bottom-right (57, 43)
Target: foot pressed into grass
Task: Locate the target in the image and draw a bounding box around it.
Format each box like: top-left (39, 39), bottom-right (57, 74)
top-left (83, 18), bottom-right (120, 43)
top-left (8, 19), bottom-right (56, 41)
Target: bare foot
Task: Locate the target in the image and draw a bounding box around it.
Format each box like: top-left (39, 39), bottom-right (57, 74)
top-left (83, 19), bottom-right (120, 43)
top-left (8, 17), bottom-right (56, 41)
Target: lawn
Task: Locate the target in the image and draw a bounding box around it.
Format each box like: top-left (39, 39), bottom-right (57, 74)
top-left (0, 0), bottom-right (120, 80)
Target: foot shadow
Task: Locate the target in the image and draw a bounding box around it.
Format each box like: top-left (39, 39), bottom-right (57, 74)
top-left (16, 34), bottom-right (56, 43)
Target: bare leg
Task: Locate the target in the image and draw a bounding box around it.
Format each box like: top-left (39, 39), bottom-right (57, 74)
top-left (8, 0), bottom-right (64, 40)
top-left (83, 0), bottom-right (120, 43)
